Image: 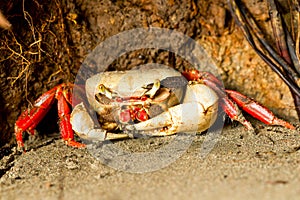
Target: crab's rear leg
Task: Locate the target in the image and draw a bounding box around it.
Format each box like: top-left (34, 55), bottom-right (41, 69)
top-left (226, 90), bottom-right (295, 129)
top-left (199, 72), bottom-right (255, 130)
top-left (15, 86), bottom-right (59, 149)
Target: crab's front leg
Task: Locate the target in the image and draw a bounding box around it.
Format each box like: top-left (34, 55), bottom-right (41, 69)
top-left (56, 86), bottom-right (85, 148)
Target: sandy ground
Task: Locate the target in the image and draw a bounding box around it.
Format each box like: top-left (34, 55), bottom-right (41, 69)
top-left (0, 120), bottom-right (299, 200)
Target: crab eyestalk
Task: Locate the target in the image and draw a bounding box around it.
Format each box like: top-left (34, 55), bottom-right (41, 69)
top-left (98, 84), bottom-right (113, 99)
top-left (143, 79), bottom-right (161, 98)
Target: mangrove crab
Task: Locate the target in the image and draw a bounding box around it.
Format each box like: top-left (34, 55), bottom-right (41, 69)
top-left (15, 67), bottom-right (295, 150)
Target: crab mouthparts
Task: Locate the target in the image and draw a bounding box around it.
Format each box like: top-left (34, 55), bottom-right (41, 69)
top-left (119, 107), bottom-right (149, 123)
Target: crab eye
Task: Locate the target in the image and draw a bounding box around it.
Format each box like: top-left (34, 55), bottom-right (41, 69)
top-left (98, 84), bottom-right (112, 99)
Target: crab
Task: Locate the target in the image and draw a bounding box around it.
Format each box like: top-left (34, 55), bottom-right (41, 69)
top-left (15, 67), bottom-right (295, 150)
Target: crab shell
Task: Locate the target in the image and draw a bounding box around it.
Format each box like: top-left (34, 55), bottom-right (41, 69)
top-left (85, 67), bottom-right (185, 122)
top-left (71, 67), bottom-right (219, 140)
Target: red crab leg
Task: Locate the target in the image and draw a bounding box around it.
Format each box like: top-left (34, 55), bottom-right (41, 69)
top-left (15, 86), bottom-right (58, 149)
top-left (220, 97), bottom-right (254, 130)
top-left (201, 75), bottom-right (254, 130)
top-left (226, 90), bottom-right (295, 129)
top-left (56, 86), bottom-right (85, 148)
top-left (182, 70), bottom-right (223, 88)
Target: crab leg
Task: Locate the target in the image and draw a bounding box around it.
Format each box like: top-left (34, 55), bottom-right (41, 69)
top-left (219, 97), bottom-right (254, 130)
top-left (15, 83), bottom-right (86, 150)
top-left (226, 90), bottom-right (295, 129)
top-left (56, 87), bottom-right (85, 148)
top-left (15, 86), bottom-right (58, 149)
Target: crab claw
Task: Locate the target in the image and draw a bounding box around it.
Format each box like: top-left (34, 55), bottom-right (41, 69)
top-left (71, 103), bottom-right (107, 140)
top-left (71, 103), bottom-right (129, 141)
top-left (126, 102), bottom-right (218, 136)
top-left (125, 84), bottom-right (219, 136)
